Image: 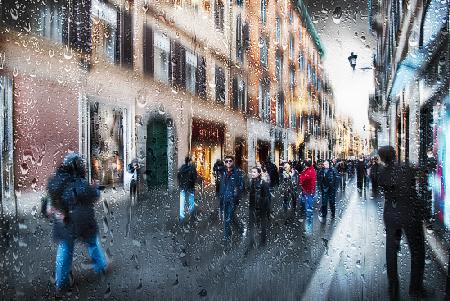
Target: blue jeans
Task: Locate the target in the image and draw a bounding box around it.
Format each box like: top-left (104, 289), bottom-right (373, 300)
top-left (223, 199), bottom-right (234, 240)
top-left (302, 193), bottom-right (315, 235)
top-left (179, 189), bottom-right (195, 220)
top-left (55, 236), bottom-right (108, 290)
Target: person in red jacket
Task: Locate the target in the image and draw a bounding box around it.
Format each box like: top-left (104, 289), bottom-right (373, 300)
top-left (299, 160), bottom-right (316, 234)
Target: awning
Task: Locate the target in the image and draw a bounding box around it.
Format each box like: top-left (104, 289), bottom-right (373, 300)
top-left (389, 0), bottom-right (448, 98)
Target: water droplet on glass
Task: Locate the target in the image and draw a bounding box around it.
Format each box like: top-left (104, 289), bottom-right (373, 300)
top-left (10, 8), bottom-right (19, 21)
top-left (63, 47), bottom-right (73, 60)
top-left (332, 7), bottom-right (342, 24)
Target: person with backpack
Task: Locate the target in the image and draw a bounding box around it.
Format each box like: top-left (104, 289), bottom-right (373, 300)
top-left (245, 167), bottom-right (270, 254)
top-left (177, 156), bottom-right (198, 223)
top-left (46, 153), bottom-right (110, 293)
top-left (317, 160), bottom-right (339, 223)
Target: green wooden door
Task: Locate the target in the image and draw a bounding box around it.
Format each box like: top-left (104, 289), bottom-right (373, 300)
top-left (146, 120), bottom-right (168, 187)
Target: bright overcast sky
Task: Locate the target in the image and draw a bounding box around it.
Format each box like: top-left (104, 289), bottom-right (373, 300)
top-left (304, 0), bottom-right (376, 134)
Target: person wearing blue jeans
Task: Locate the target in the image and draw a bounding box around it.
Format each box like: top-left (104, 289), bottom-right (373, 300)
top-left (219, 156), bottom-right (244, 242)
top-left (177, 156), bottom-right (198, 222)
top-left (47, 153), bottom-right (110, 292)
top-left (179, 189), bottom-right (195, 220)
top-left (302, 193), bottom-right (315, 234)
top-left (55, 236), bottom-right (108, 289)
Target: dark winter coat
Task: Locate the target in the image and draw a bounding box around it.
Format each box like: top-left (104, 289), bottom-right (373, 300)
top-left (219, 168), bottom-right (244, 204)
top-left (177, 163), bottom-right (198, 191)
top-left (249, 178), bottom-right (270, 213)
top-left (318, 167), bottom-right (338, 194)
top-left (377, 163), bottom-right (424, 223)
top-left (47, 170), bottom-right (100, 242)
top-left (265, 162), bottom-right (279, 187)
top-left (356, 160), bottom-right (366, 179)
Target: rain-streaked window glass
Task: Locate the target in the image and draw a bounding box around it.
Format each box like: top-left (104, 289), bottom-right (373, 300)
top-left (232, 76), bottom-right (246, 113)
top-left (214, 0), bottom-right (224, 32)
top-left (236, 14), bottom-right (244, 62)
top-left (275, 53), bottom-right (282, 83)
top-left (260, 0), bottom-right (267, 25)
top-left (289, 34), bottom-right (294, 60)
top-left (276, 16), bottom-right (281, 44)
top-left (91, 0), bottom-right (118, 63)
top-left (185, 50), bottom-right (197, 94)
top-left (260, 36), bottom-right (268, 67)
top-left (154, 31), bottom-right (170, 83)
top-left (276, 92), bottom-right (284, 126)
top-left (215, 65), bottom-right (226, 104)
top-left (258, 80), bottom-right (270, 122)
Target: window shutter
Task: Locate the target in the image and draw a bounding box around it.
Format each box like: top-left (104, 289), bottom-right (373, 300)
top-left (143, 25), bottom-right (154, 76)
top-left (196, 55), bottom-right (207, 99)
top-left (232, 77), bottom-right (238, 110)
top-left (122, 10), bottom-right (133, 68)
top-left (115, 10), bottom-right (121, 64)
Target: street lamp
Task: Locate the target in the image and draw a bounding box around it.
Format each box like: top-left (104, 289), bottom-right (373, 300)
top-left (348, 52), bottom-right (358, 70)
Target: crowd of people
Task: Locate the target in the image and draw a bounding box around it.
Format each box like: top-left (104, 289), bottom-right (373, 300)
top-left (177, 154), bottom-right (387, 251)
top-left (41, 148), bottom-right (437, 299)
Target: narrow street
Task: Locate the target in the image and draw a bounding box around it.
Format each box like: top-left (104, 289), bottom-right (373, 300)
top-left (1, 177), bottom-right (447, 300)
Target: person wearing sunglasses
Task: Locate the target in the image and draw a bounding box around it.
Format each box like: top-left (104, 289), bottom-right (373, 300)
top-left (218, 155), bottom-right (245, 243)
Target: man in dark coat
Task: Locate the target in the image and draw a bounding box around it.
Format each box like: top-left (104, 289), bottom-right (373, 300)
top-left (219, 155), bottom-right (244, 242)
top-left (369, 157), bottom-right (380, 196)
top-left (377, 146), bottom-right (426, 300)
top-left (318, 160), bottom-right (338, 222)
top-left (356, 157), bottom-right (366, 192)
top-left (47, 153), bottom-right (110, 291)
top-left (246, 166), bottom-right (270, 254)
top-left (177, 156), bottom-right (198, 222)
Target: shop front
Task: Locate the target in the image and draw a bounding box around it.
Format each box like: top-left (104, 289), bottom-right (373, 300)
top-left (90, 101), bottom-right (125, 187)
top-left (191, 119), bottom-right (225, 183)
top-left (256, 140), bottom-right (270, 164)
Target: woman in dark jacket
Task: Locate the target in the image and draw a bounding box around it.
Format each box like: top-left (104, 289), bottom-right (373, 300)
top-left (47, 153), bottom-right (110, 291)
top-left (246, 167), bottom-right (270, 254)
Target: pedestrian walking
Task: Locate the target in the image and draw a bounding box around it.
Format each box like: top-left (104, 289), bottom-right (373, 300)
top-left (245, 167), bottom-right (270, 255)
top-left (369, 157), bottom-right (380, 197)
top-left (177, 156), bottom-right (198, 223)
top-left (265, 157), bottom-right (279, 219)
top-left (127, 159), bottom-right (140, 204)
top-left (336, 159), bottom-right (347, 192)
top-left (46, 153), bottom-right (110, 293)
top-left (219, 155), bottom-right (245, 243)
top-left (356, 157), bottom-right (366, 193)
top-left (377, 146), bottom-right (427, 300)
top-left (318, 160), bottom-right (338, 222)
top-left (299, 160), bottom-right (316, 234)
top-left (281, 162), bottom-right (299, 214)
top-left (213, 159), bottom-right (225, 219)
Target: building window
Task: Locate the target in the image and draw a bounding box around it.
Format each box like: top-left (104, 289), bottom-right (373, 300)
top-left (185, 50), bottom-right (197, 94)
top-left (290, 67), bottom-right (295, 91)
top-left (299, 51), bottom-right (305, 70)
top-left (196, 56), bottom-right (207, 99)
top-left (154, 31), bottom-right (170, 83)
top-left (236, 15), bottom-right (244, 62)
top-left (1, 1), bottom-right (91, 52)
top-left (275, 53), bottom-right (282, 83)
top-left (276, 16), bottom-right (281, 44)
top-left (258, 80), bottom-right (270, 122)
top-left (232, 76), bottom-right (247, 113)
top-left (276, 92), bottom-right (284, 126)
top-left (289, 34), bottom-right (294, 60)
top-left (236, 0), bottom-right (243, 6)
top-left (170, 42), bottom-right (186, 88)
top-left (289, 8), bottom-right (293, 24)
top-left (92, 1), bottom-right (118, 63)
top-left (260, 36), bottom-right (268, 67)
top-left (260, 0), bottom-right (267, 25)
top-left (215, 0), bottom-right (225, 32)
top-left (215, 66), bottom-right (226, 104)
